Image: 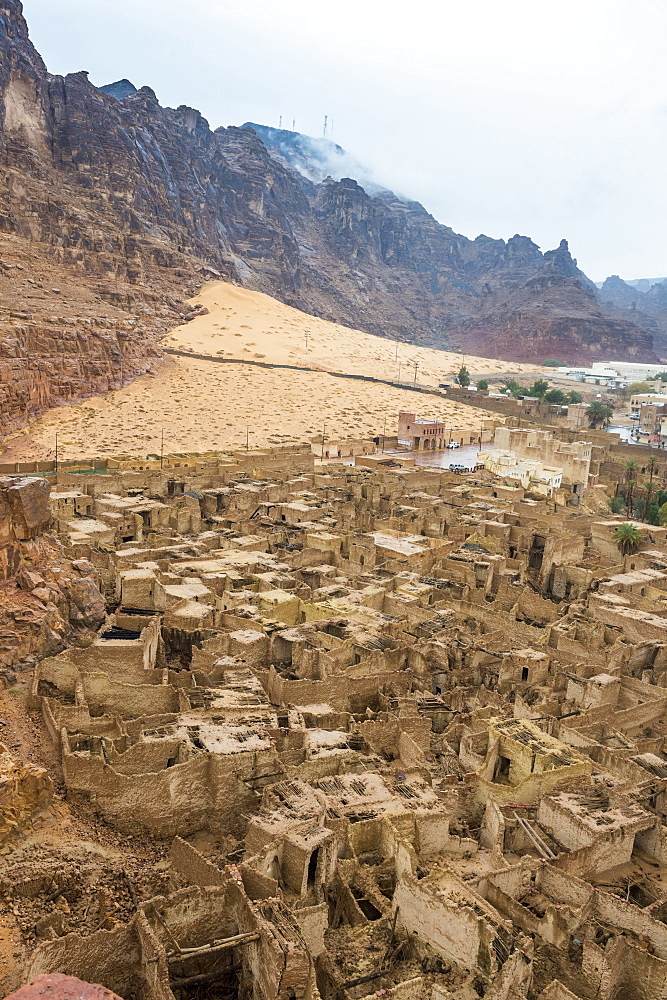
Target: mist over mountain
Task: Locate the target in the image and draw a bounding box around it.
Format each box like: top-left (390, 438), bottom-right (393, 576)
top-left (244, 123), bottom-right (392, 196)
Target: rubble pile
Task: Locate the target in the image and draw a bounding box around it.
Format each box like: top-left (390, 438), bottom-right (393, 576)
top-left (5, 446), bottom-right (667, 1000)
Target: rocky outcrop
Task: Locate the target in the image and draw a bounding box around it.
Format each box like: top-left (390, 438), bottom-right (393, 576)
top-left (0, 0), bottom-right (658, 429)
top-left (0, 743), bottom-right (53, 847)
top-left (0, 477), bottom-right (106, 678)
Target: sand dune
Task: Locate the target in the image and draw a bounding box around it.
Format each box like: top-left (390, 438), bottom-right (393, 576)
top-left (2, 282), bottom-right (536, 463)
top-left (166, 282), bottom-right (541, 385)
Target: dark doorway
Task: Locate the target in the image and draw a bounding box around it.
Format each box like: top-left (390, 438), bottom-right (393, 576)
top-left (307, 847), bottom-right (320, 888)
top-left (494, 755), bottom-right (511, 783)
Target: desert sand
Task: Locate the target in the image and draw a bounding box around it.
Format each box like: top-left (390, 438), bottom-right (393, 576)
top-left (2, 282), bottom-right (539, 462)
top-left (165, 282), bottom-right (541, 385)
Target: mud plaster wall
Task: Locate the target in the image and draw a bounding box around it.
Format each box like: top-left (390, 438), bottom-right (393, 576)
top-left (28, 923), bottom-right (144, 1000)
top-left (583, 936), bottom-right (667, 1000)
top-left (81, 672), bottom-right (179, 717)
top-left (63, 746), bottom-right (276, 836)
top-left (169, 836), bottom-right (226, 887)
top-left (484, 882), bottom-right (569, 950)
top-left (537, 797), bottom-right (640, 857)
top-left (267, 666), bottom-right (412, 711)
top-left (393, 874), bottom-right (495, 971)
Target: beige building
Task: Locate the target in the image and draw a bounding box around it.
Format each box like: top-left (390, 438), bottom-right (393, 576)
top-left (477, 448), bottom-right (563, 496)
top-left (493, 426), bottom-right (592, 496)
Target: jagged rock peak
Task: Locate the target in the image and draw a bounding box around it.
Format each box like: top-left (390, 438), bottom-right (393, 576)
top-left (1, 1), bottom-right (26, 22)
top-left (543, 238), bottom-right (584, 278)
top-left (99, 79), bottom-right (138, 100)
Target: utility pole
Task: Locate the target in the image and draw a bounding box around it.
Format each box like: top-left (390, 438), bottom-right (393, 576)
top-left (382, 417), bottom-right (387, 453)
top-left (414, 361), bottom-right (419, 386)
top-left (292, 118), bottom-right (296, 130)
top-left (395, 342), bottom-right (399, 361)
top-left (321, 421), bottom-right (327, 460)
top-left (323, 115), bottom-right (328, 139)
top-left (160, 428), bottom-right (164, 469)
top-left (279, 115), bottom-right (282, 129)
top-left (55, 432), bottom-right (58, 475)
top-left (305, 331), bottom-right (309, 351)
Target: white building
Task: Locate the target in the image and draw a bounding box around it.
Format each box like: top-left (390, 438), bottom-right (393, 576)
top-left (477, 449), bottom-right (563, 497)
top-left (557, 361), bottom-right (667, 385)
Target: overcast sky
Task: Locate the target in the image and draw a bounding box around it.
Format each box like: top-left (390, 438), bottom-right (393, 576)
top-left (23, 0), bottom-right (667, 282)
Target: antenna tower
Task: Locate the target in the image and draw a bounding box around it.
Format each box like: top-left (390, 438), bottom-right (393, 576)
top-left (322, 115), bottom-right (328, 138)
top-left (292, 118), bottom-right (296, 130)
top-left (278, 115), bottom-right (282, 129)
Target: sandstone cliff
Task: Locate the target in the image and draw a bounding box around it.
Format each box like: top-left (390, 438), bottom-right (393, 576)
top-left (0, 0), bottom-right (658, 433)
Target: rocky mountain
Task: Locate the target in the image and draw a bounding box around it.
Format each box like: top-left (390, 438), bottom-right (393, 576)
top-left (99, 78), bottom-right (137, 100)
top-left (0, 0), bottom-right (659, 434)
top-left (597, 276), bottom-right (667, 293)
top-left (599, 275), bottom-right (667, 354)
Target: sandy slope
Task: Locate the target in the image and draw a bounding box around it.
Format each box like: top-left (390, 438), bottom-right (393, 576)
top-left (165, 282), bottom-right (541, 384)
top-left (2, 283), bottom-right (537, 462)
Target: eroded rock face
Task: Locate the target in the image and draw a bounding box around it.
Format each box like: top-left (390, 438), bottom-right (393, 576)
top-left (0, 478), bottom-right (105, 676)
top-left (3, 975), bottom-right (124, 1000)
top-left (2, 478), bottom-right (50, 541)
top-left (0, 743), bottom-right (53, 847)
top-left (0, 0), bottom-right (658, 428)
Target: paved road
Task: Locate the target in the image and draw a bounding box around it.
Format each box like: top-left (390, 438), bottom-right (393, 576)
top-left (380, 444), bottom-right (482, 470)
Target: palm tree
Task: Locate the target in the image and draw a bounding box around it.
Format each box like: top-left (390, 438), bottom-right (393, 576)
top-left (648, 456), bottom-right (660, 482)
top-left (643, 478), bottom-right (656, 522)
top-left (588, 400), bottom-right (612, 428)
top-left (624, 460), bottom-right (639, 482)
top-left (625, 479), bottom-right (637, 517)
top-left (612, 523), bottom-right (643, 556)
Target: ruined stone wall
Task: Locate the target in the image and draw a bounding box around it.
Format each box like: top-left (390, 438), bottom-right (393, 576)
top-left (266, 665), bottom-right (412, 712)
top-left (393, 874), bottom-right (499, 973)
top-left (168, 836), bottom-right (227, 887)
top-left (63, 744), bottom-right (280, 837)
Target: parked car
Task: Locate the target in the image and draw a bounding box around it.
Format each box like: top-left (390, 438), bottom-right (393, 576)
top-left (446, 441), bottom-right (460, 449)
top-left (449, 464), bottom-right (467, 473)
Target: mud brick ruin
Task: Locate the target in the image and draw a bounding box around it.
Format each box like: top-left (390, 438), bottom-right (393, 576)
top-left (6, 445), bottom-right (667, 1000)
